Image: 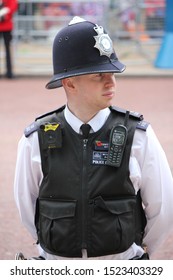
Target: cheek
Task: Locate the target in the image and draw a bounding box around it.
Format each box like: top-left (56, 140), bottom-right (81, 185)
top-left (76, 81), bottom-right (102, 104)
top-left (79, 85), bottom-right (94, 99)
top-left (81, 90), bottom-right (98, 107)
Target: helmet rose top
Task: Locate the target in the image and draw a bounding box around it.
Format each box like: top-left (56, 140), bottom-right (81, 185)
top-left (46, 17), bottom-right (126, 89)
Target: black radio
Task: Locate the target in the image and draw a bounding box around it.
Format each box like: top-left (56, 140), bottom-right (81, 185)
top-left (106, 125), bottom-right (127, 167)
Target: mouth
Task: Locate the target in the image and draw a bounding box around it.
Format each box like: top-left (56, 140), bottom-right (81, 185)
top-left (102, 91), bottom-right (114, 98)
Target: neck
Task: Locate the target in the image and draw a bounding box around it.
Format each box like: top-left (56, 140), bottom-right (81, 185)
top-left (67, 103), bottom-right (99, 123)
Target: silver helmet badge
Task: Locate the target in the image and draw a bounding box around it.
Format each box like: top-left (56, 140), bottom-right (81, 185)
top-left (94, 24), bottom-right (114, 58)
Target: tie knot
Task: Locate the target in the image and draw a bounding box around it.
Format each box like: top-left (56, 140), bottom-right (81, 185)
top-left (80, 124), bottom-right (91, 138)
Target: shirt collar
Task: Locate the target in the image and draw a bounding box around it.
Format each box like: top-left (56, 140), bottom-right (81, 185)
top-left (64, 105), bottom-right (111, 133)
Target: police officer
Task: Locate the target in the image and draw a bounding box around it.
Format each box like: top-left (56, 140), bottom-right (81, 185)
top-left (14, 17), bottom-right (173, 260)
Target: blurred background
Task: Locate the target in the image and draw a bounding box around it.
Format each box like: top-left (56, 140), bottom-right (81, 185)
top-left (1, 0), bottom-right (173, 76)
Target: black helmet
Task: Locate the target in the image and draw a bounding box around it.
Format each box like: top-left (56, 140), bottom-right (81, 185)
top-left (46, 17), bottom-right (126, 89)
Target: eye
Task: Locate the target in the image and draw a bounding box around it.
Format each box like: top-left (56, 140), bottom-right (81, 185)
top-left (93, 73), bottom-right (103, 79)
top-left (91, 73), bottom-right (112, 81)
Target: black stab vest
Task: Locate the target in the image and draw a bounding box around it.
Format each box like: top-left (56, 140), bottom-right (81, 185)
top-left (34, 106), bottom-right (146, 258)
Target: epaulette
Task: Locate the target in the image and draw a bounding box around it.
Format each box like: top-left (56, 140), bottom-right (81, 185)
top-left (110, 106), bottom-right (149, 131)
top-left (24, 105), bottom-right (65, 137)
top-left (110, 106), bottom-right (143, 120)
top-left (24, 121), bottom-right (39, 137)
top-left (136, 120), bottom-right (150, 131)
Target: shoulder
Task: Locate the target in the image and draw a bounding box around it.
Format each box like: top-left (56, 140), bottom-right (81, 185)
top-left (110, 106), bottom-right (150, 131)
top-left (24, 105), bottom-right (65, 137)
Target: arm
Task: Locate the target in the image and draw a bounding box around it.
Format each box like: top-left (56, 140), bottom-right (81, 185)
top-left (0, 0), bottom-right (18, 20)
top-left (131, 125), bottom-right (173, 258)
top-left (7, 0), bottom-right (18, 14)
top-left (14, 132), bottom-right (43, 240)
top-left (0, 7), bottom-right (10, 18)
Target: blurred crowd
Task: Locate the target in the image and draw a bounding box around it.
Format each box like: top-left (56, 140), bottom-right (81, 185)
top-left (17, 0), bottom-right (165, 32)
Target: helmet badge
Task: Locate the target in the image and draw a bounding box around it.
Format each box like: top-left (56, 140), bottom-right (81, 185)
top-left (94, 24), bottom-right (113, 58)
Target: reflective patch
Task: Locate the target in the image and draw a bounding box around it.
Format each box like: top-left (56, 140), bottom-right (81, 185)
top-left (43, 123), bottom-right (60, 132)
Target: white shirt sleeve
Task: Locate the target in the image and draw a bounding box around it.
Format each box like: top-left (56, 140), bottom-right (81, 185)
top-left (130, 124), bottom-right (173, 257)
top-left (14, 132), bottom-right (42, 240)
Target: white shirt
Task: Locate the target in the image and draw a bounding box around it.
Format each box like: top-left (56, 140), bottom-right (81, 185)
top-left (14, 106), bottom-right (173, 260)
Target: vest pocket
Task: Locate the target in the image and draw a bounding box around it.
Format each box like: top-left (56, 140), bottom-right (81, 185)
top-left (38, 199), bottom-right (78, 256)
top-left (88, 196), bottom-right (136, 257)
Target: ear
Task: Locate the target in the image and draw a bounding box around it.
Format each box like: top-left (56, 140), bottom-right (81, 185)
top-left (62, 78), bottom-right (76, 91)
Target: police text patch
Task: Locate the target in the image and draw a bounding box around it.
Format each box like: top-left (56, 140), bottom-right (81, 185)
top-left (92, 151), bottom-right (108, 165)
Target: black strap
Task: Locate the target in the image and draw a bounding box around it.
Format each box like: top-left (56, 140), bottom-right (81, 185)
top-left (124, 110), bottom-right (130, 127)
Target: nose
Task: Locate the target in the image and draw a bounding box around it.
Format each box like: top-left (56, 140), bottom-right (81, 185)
top-left (104, 73), bottom-right (116, 87)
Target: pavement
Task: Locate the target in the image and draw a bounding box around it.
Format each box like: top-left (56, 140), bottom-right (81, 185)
top-left (1, 75), bottom-right (173, 260)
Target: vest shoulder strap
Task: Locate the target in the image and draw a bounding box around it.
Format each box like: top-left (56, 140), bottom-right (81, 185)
top-left (110, 106), bottom-right (149, 131)
top-left (24, 105), bottom-right (65, 137)
top-left (110, 105), bottom-right (143, 120)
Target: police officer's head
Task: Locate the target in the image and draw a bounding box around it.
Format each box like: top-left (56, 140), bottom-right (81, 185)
top-left (46, 17), bottom-right (126, 89)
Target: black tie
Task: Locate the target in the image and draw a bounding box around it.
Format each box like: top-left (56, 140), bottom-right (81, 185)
top-left (80, 124), bottom-right (91, 138)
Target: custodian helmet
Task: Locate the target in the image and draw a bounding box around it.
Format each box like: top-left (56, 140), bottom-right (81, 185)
top-left (46, 17), bottom-right (126, 89)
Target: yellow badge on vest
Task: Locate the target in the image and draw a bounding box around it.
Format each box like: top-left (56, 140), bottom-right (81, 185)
top-left (40, 123), bottom-right (62, 149)
top-left (43, 123), bottom-right (60, 132)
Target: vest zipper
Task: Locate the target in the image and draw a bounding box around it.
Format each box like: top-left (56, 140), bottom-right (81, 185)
top-left (81, 138), bottom-right (88, 249)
